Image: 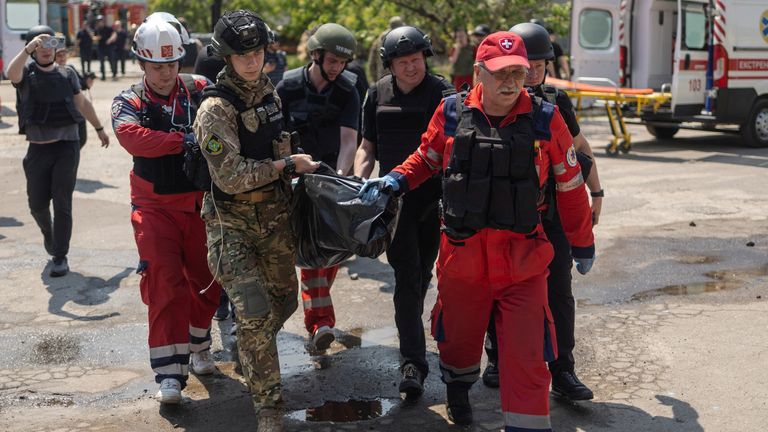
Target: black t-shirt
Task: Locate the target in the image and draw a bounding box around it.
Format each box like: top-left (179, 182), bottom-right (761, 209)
top-left (96, 27), bottom-right (113, 50)
top-left (76, 28), bottom-right (92, 48)
top-left (361, 74), bottom-right (452, 144)
top-left (552, 42), bottom-right (565, 79)
top-left (114, 30), bottom-right (128, 51)
top-left (534, 86), bottom-right (580, 137)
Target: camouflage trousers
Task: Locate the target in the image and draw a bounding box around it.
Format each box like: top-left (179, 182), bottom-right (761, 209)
top-left (202, 193), bottom-right (298, 413)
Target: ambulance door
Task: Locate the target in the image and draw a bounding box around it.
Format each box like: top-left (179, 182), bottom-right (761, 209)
top-left (571, 0), bottom-right (620, 85)
top-left (1, 0), bottom-right (47, 75)
top-left (671, 0), bottom-right (709, 116)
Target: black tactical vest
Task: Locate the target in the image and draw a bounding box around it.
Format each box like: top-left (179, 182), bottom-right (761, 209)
top-left (132, 74), bottom-right (202, 195)
top-left (19, 64), bottom-right (83, 133)
top-left (280, 66), bottom-right (357, 166)
top-left (442, 93), bottom-right (553, 236)
top-left (200, 84), bottom-right (285, 201)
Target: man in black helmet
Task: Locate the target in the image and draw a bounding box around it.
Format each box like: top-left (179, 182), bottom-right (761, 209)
top-left (354, 25), bottom-right (454, 398)
top-left (276, 23), bottom-right (361, 353)
top-left (480, 21), bottom-right (604, 402)
top-left (7, 25), bottom-right (109, 278)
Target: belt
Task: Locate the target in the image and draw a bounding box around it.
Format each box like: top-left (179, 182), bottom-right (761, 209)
top-left (233, 190), bottom-right (276, 202)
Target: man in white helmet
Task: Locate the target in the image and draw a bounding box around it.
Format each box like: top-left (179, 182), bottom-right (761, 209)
top-left (110, 17), bottom-right (222, 404)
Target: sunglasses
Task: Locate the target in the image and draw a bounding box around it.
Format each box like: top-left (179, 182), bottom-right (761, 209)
top-left (478, 63), bottom-right (527, 81)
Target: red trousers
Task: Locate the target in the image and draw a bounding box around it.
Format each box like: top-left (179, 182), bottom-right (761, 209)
top-left (131, 207), bottom-right (221, 386)
top-left (300, 265), bottom-right (339, 333)
top-left (431, 228), bottom-right (557, 432)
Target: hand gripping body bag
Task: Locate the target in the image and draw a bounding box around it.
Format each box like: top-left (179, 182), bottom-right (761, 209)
top-left (292, 163), bottom-right (402, 268)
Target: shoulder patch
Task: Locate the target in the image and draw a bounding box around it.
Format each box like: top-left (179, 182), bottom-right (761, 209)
top-left (111, 100), bottom-right (123, 119)
top-left (205, 134), bottom-right (223, 155)
top-left (566, 145), bottom-right (578, 167)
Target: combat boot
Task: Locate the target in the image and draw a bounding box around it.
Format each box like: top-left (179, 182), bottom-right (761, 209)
top-left (446, 382), bottom-right (473, 425)
top-left (257, 409), bottom-right (284, 432)
top-left (481, 361), bottom-right (500, 388)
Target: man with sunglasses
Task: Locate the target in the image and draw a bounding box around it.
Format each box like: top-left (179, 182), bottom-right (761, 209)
top-left (111, 17), bottom-right (221, 404)
top-left (276, 23), bottom-right (360, 353)
top-left (359, 32), bottom-right (595, 430)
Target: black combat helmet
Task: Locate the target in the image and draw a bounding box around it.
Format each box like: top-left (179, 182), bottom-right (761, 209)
top-left (210, 10), bottom-right (272, 57)
top-left (26, 25), bottom-right (55, 43)
top-left (379, 26), bottom-right (434, 67)
top-left (509, 22), bottom-right (555, 61)
top-left (471, 24), bottom-right (491, 37)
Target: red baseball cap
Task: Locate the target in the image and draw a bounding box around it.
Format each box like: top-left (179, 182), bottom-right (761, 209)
top-left (475, 31), bottom-right (530, 71)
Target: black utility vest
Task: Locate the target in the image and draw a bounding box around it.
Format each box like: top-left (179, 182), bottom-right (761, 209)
top-left (442, 94), bottom-right (546, 236)
top-left (201, 84), bottom-right (284, 201)
top-left (19, 64), bottom-right (83, 133)
top-left (374, 75), bottom-right (452, 174)
top-left (132, 75), bottom-right (201, 195)
top-left (280, 67), bottom-right (356, 165)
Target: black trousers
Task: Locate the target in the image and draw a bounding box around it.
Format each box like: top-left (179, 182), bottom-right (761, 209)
top-left (485, 211), bottom-right (576, 374)
top-left (22, 140), bottom-right (80, 259)
top-left (80, 48), bottom-right (92, 74)
top-left (98, 47), bottom-right (115, 79)
top-left (386, 190), bottom-right (441, 375)
top-left (112, 48), bottom-right (126, 75)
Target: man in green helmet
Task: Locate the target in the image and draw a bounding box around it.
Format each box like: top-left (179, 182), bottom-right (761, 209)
top-left (194, 10), bottom-right (319, 431)
top-left (275, 23), bottom-right (361, 354)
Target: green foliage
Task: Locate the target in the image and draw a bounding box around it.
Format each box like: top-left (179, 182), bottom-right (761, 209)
top-left (148, 0), bottom-right (570, 53)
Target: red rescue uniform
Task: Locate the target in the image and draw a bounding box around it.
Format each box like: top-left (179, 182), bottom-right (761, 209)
top-left (112, 75), bottom-right (221, 387)
top-left (390, 85), bottom-right (594, 432)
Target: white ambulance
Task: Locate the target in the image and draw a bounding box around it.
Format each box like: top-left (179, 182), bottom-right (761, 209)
top-left (1, 0), bottom-right (48, 77)
top-left (570, 0), bottom-right (768, 147)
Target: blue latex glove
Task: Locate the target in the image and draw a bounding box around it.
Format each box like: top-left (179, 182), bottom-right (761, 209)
top-left (182, 132), bottom-right (197, 151)
top-left (358, 175), bottom-right (399, 204)
top-left (574, 256), bottom-right (595, 275)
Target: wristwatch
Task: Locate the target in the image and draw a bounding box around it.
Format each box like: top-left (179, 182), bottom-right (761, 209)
top-left (590, 189), bottom-right (605, 198)
top-left (283, 156), bottom-right (296, 176)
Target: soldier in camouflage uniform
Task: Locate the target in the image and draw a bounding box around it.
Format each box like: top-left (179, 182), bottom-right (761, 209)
top-left (193, 10), bottom-right (319, 432)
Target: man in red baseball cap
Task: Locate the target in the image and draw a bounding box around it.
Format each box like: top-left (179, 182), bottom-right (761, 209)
top-left (358, 32), bottom-right (595, 430)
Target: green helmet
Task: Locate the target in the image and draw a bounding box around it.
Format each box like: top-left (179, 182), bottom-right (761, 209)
top-left (307, 23), bottom-right (356, 60)
top-left (210, 10), bottom-right (271, 57)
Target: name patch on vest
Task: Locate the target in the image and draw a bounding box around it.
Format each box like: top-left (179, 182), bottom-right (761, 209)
top-left (111, 101), bottom-right (123, 119)
top-left (566, 145), bottom-right (578, 167)
top-left (205, 134), bottom-right (223, 155)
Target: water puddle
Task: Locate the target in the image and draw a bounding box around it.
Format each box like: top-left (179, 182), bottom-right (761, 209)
top-left (632, 265), bottom-right (768, 301)
top-left (287, 398), bottom-right (397, 422)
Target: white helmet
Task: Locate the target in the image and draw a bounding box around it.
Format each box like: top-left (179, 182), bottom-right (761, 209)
top-left (145, 12), bottom-right (190, 44)
top-left (132, 20), bottom-right (186, 63)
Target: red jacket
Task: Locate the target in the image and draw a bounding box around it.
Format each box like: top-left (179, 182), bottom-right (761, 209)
top-left (112, 75), bottom-right (210, 212)
top-left (391, 84), bottom-right (594, 250)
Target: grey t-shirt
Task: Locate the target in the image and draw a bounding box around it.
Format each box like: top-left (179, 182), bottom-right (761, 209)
top-left (14, 63), bottom-right (81, 143)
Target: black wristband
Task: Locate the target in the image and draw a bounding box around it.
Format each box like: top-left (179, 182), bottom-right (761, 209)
top-left (590, 189), bottom-right (604, 198)
top-left (95, 126), bottom-right (104, 132)
top-left (282, 156), bottom-right (296, 176)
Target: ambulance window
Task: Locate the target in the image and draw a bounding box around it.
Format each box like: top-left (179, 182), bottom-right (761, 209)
top-left (683, 7), bottom-right (707, 50)
top-left (5, 0), bottom-right (40, 30)
top-left (579, 9), bottom-right (612, 49)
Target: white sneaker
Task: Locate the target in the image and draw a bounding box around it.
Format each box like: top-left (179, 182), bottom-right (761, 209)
top-left (311, 326), bottom-right (335, 352)
top-left (191, 350), bottom-right (215, 375)
top-left (155, 378), bottom-right (182, 404)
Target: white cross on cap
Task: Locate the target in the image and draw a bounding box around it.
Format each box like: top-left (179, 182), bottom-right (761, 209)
top-left (499, 38), bottom-right (513, 51)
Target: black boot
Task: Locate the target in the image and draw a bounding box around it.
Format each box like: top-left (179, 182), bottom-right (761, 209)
top-left (481, 361), bottom-right (499, 388)
top-left (551, 370), bottom-right (594, 400)
top-left (446, 383), bottom-right (473, 425)
top-left (399, 363), bottom-right (425, 398)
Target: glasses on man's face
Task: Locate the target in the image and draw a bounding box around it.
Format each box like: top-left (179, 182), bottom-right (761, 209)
top-left (479, 63), bottom-right (527, 81)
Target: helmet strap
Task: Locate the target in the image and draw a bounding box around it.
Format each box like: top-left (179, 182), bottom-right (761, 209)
top-left (32, 54), bottom-right (55, 68)
top-left (312, 51), bottom-right (334, 82)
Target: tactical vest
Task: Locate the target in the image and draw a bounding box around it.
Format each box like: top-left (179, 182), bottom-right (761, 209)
top-left (280, 66), bottom-right (357, 166)
top-left (132, 74), bottom-right (202, 195)
top-left (441, 92), bottom-right (555, 236)
top-left (200, 83), bottom-right (286, 201)
top-left (374, 74), bottom-right (453, 174)
top-left (19, 64), bottom-right (83, 134)
top-left (181, 41), bottom-right (199, 68)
